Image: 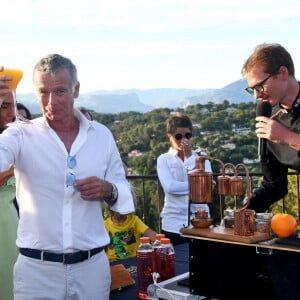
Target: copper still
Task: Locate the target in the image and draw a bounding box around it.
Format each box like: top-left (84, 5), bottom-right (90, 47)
top-left (188, 156), bottom-right (213, 203)
top-left (188, 155), bottom-right (254, 237)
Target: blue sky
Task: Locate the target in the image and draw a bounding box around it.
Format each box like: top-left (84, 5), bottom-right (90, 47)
top-left (2, 0), bottom-right (300, 93)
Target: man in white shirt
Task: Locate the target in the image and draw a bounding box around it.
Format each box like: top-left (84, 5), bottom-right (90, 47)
top-left (0, 55), bottom-right (134, 300)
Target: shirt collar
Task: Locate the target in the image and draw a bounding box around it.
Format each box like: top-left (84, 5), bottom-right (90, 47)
top-left (39, 108), bottom-right (95, 131)
top-left (169, 147), bottom-right (179, 155)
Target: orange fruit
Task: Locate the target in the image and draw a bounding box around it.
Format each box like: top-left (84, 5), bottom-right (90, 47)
top-left (271, 213), bottom-right (297, 238)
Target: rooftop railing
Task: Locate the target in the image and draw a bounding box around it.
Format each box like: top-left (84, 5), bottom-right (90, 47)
top-left (126, 172), bottom-right (300, 233)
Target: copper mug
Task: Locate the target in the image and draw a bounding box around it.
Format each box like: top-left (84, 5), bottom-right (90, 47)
top-left (234, 209), bottom-right (255, 236)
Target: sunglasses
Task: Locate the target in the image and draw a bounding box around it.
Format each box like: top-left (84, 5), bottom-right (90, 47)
top-left (174, 132), bottom-right (192, 141)
top-left (66, 156), bottom-right (76, 187)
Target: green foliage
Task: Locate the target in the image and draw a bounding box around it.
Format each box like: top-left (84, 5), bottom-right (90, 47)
top-left (92, 101), bottom-right (298, 227)
top-left (94, 101), bottom-right (259, 174)
top-left (270, 170), bottom-right (299, 223)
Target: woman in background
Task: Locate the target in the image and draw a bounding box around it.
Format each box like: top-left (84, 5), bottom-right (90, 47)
top-left (0, 92), bottom-right (19, 300)
top-left (17, 102), bottom-right (32, 120)
top-left (78, 106), bottom-right (93, 121)
top-left (157, 112), bottom-right (212, 245)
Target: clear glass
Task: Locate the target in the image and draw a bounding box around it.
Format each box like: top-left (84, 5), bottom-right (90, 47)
top-left (0, 68), bottom-right (24, 125)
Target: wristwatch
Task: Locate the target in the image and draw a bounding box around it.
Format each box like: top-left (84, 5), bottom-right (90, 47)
top-left (104, 183), bottom-right (118, 206)
top-left (111, 183), bottom-right (118, 203)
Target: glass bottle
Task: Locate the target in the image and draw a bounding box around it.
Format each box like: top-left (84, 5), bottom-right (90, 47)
top-left (255, 213), bottom-right (273, 237)
top-left (156, 237), bottom-right (176, 282)
top-left (136, 236), bottom-right (154, 299)
top-left (224, 209), bottom-right (235, 228)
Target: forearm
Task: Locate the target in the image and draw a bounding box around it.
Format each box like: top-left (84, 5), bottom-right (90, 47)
top-left (102, 182), bottom-right (118, 207)
top-left (248, 175), bottom-right (288, 212)
top-left (285, 131), bottom-right (300, 150)
top-left (0, 167), bottom-right (14, 186)
top-left (144, 228), bottom-right (157, 243)
top-left (248, 150), bottom-right (288, 212)
top-left (157, 157), bottom-right (189, 194)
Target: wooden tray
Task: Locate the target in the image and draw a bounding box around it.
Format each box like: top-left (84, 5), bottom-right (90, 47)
top-left (180, 226), bottom-right (271, 244)
top-left (110, 264), bottom-right (135, 291)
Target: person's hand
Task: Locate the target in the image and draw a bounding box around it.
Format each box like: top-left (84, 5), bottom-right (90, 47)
top-left (181, 140), bottom-right (192, 158)
top-left (0, 66), bottom-right (12, 106)
top-left (0, 164), bottom-right (14, 187)
top-left (74, 176), bottom-right (113, 200)
top-left (256, 116), bottom-right (292, 145)
top-left (241, 194), bottom-right (251, 210)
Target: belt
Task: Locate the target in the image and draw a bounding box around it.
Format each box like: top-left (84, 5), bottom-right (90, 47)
top-left (19, 247), bottom-right (104, 264)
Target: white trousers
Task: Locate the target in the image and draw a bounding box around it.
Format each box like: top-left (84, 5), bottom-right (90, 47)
top-left (14, 250), bottom-right (111, 300)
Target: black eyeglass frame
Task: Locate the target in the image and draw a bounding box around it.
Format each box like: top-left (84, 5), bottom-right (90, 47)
top-left (245, 68), bottom-right (280, 95)
top-left (174, 132), bottom-right (193, 141)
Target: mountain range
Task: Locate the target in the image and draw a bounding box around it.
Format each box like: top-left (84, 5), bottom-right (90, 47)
top-left (17, 78), bottom-right (254, 114)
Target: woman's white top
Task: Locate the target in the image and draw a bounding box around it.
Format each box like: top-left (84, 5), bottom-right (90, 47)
top-left (157, 148), bottom-right (211, 234)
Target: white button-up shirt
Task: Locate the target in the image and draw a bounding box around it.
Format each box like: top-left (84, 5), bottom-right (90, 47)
top-left (157, 148), bottom-right (211, 234)
top-left (0, 110), bottom-right (134, 252)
